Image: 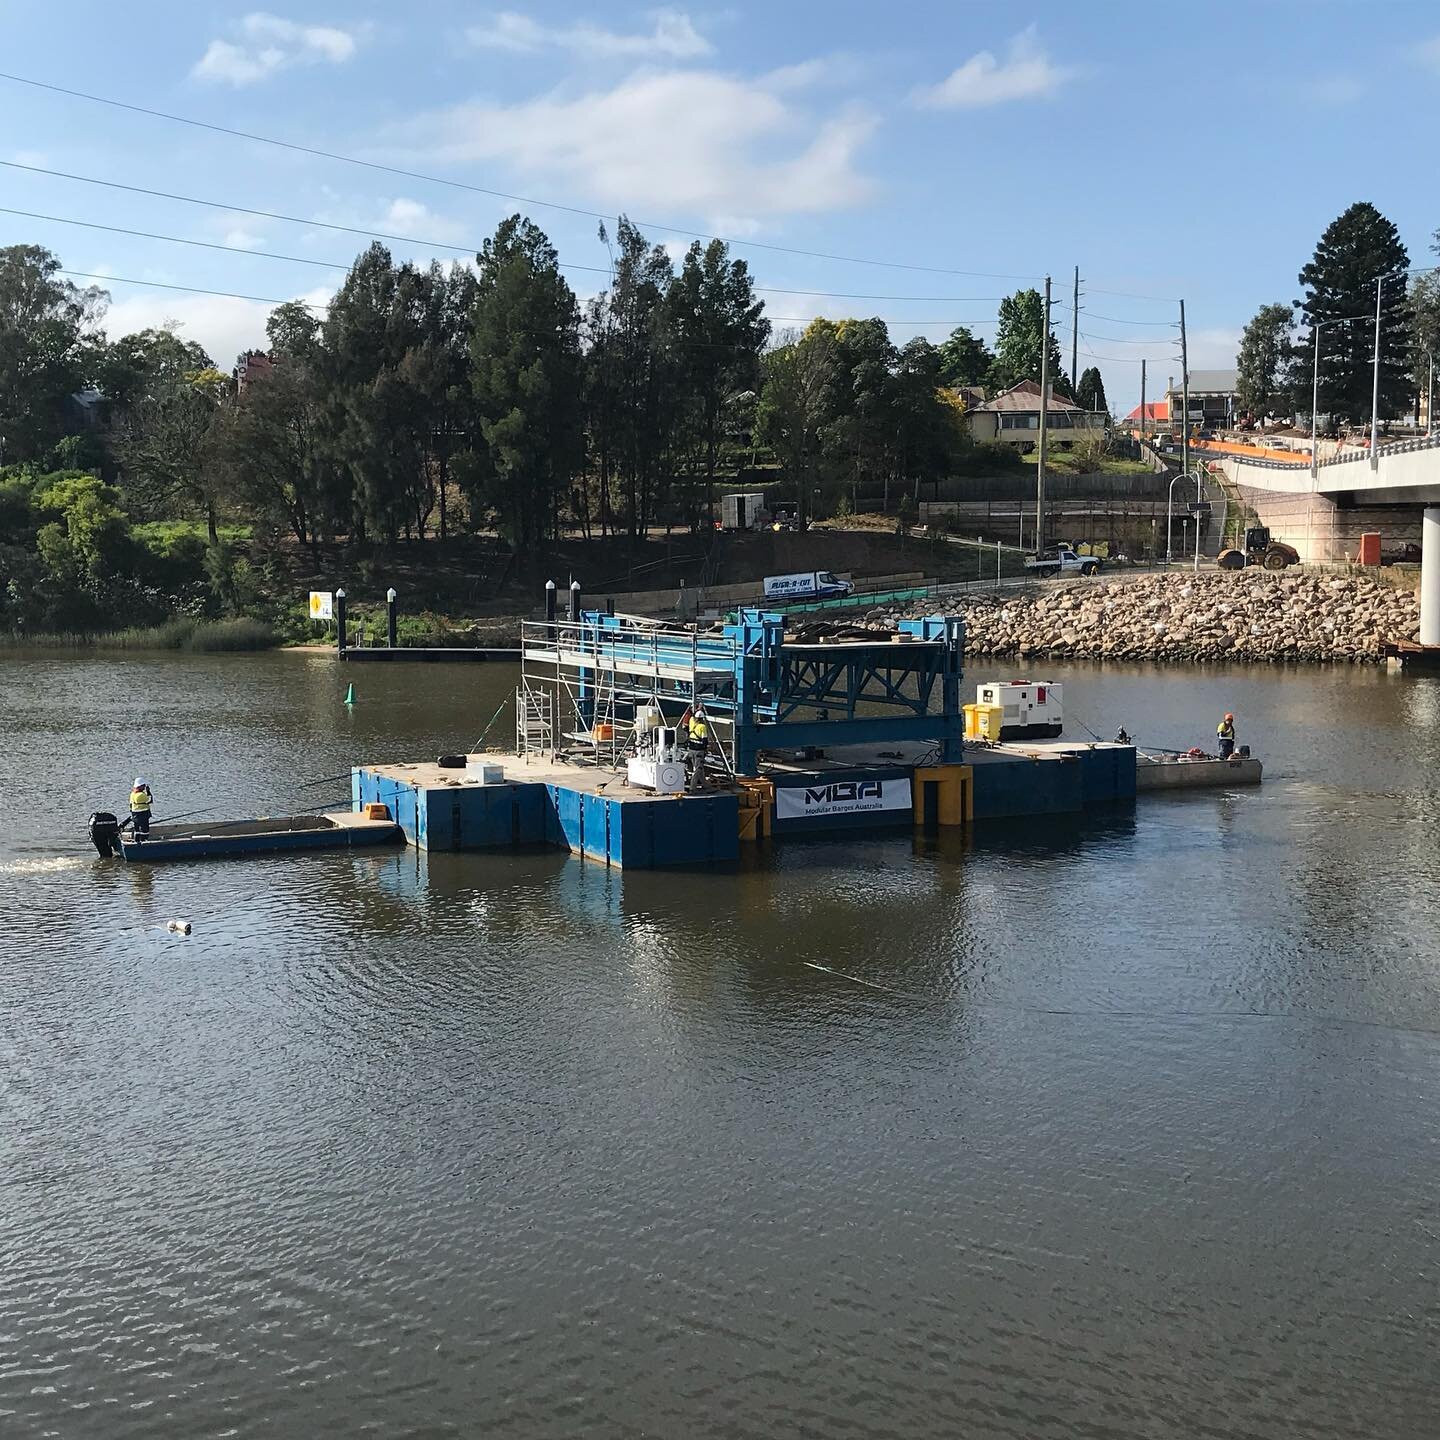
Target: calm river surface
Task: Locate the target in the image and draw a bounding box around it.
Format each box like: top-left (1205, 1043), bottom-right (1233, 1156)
top-left (4, 648), bottom-right (1440, 1439)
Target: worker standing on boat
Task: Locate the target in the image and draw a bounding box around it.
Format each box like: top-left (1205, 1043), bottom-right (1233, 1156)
top-left (685, 704), bottom-right (710, 791)
top-left (1216, 713), bottom-right (1236, 759)
top-left (128, 777), bottom-right (153, 839)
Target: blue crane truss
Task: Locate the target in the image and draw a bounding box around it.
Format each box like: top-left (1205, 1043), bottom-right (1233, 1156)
top-left (544, 608), bottom-right (965, 775)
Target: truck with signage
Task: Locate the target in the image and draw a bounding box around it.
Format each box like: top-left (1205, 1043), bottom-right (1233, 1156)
top-left (762, 571), bottom-right (855, 601)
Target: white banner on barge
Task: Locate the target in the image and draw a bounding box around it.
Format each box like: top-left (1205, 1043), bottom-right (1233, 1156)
top-left (775, 778), bottom-right (911, 820)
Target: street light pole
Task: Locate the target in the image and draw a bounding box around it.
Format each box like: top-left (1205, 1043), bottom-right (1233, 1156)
top-left (1194, 466), bottom-right (1203, 572)
top-left (1036, 275), bottom-right (1052, 556)
top-left (1310, 313), bottom-right (1369, 478)
top-left (1166, 472), bottom-right (1187, 568)
top-left (1370, 275), bottom-right (1383, 469)
top-left (1179, 299), bottom-right (1190, 482)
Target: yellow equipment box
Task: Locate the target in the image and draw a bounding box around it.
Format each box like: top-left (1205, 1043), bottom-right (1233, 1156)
top-left (963, 702), bottom-right (1005, 741)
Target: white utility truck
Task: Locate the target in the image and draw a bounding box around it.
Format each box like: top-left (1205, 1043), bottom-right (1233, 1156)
top-left (1025, 548), bottom-right (1101, 578)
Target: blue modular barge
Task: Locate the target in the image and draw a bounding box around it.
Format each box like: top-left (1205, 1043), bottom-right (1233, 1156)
top-left (351, 606), bottom-right (1135, 870)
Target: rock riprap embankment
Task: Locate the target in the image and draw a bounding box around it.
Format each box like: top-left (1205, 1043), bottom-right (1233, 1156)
top-left (869, 571), bottom-right (1418, 664)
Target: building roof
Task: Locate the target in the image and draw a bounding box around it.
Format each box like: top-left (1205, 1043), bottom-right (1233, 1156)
top-left (976, 378), bottom-right (1086, 413)
top-left (1124, 400), bottom-right (1170, 422)
top-left (1169, 369), bottom-right (1238, 396)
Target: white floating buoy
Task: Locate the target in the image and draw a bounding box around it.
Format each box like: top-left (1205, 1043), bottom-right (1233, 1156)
top-left (167, 919), bottom-right (192, 935)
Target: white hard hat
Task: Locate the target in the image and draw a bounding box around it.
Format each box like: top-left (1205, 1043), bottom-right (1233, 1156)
top-left (134, 777), bottom-right (147, 788)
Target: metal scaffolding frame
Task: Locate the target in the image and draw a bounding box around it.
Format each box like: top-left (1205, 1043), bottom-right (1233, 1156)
top-left (517, 617), bottom-right (740, 773)
top-left (517, 609), bottom-right (966, 777)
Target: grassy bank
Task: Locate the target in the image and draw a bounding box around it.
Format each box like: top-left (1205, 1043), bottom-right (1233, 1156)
top-left (4, 617), bottom-right (281, 652)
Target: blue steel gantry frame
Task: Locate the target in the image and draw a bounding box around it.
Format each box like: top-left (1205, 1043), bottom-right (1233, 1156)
top-left (531, 608), bottom-right (965, 776)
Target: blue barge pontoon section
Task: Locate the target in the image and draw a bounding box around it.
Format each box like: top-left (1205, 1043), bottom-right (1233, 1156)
top-left (353, 761), bottom-right (738, 868)
top-left (352, 607), bottom-right (1135, 870)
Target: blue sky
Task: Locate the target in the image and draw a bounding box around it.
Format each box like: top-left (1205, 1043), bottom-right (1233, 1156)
top-left (3, 1), bottom-right (1440, 413)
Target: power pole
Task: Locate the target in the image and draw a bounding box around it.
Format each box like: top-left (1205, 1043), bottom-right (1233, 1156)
top-left (1140, 358), bottom-right (1147, 444)
top-left (1180, 298), bottom-right (1190, 483)
top-left (1036, 275), bottom-right (1052, 556)
top-left (1071, 265), bottom-right (1080, 400)
top-left (1370, 274), bottom-right (1383, 469)
top-left (1180, 299), bottom-right (1201, 570)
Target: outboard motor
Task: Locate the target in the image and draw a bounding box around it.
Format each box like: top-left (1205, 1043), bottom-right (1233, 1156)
top-left (88, 811), bottom-right (121, 858)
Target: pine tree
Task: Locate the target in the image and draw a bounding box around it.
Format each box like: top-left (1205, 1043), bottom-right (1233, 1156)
top-left (937, 325), bottom-right (992, 388)
top-left (468, 216), bottom-right (584, 550)
top-left (667, 239), bottom-right (768, 526)
top-left (600, 218), bottom-right (679, 538)
top-left (987, 288), bottom-right (1071, 398)
top-left (1234, 303), bottom-right (1294, 420)
top-left (822, 318), bottom-right (898, 508)
top-left (756, 325), bottom-right (839, 531)
top-left (1076, 366), bottom-right (1108, 414)
top-left (319, 243), bottom-right (411, 542)
top-left (1297, 202), bottom-right (1410, 423)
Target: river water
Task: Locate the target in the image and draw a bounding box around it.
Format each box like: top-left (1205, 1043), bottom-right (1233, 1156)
top-left (3, 648), bottom-right (1440, 1439)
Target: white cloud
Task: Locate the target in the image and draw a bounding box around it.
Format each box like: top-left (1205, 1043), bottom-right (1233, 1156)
top-left (914, 25), bottom-right (1072, 109)
top-left (222, 228), bottom-right (266, 250)
top-left (1189, 327), bottom-right (1242, 371)
top-left (377, 198), bottom-right (469, 244)
top-left (1292, 75), bottom-right (1364, 105)
top-left (384, 71), bottom-right (876, 223)
top-left (193, 12), bottom-right (364, 86)
top-left (467, 8), bottom-right (710, 59)
top-left (100, 286), bottom-right (334, 367)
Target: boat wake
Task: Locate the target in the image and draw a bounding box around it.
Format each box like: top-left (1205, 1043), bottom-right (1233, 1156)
top-left (0, 855), bottom-right (90, 875)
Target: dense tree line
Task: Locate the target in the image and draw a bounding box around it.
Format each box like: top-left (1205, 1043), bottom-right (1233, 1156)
top-left (0, 216), bottom-right (1089, 630)
top-left (1235, 201), bottom-right (1435, 426)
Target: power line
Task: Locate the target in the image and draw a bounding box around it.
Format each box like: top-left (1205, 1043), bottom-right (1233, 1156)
top-left (1077, 334), bottom-right (1166, 365)
top-left (4, 206), bottom-right (348, 272)
top-left (1079, 330), bottom-right (1183, 345)
top-left (0, 69), bottom-right (1044, 282)
top-left (0, 182), bottom-right (1014, 305)
top-left (1085, 284), bottom-right (1181, 302)
top-left (62, 269), bottom-right (323, 307)
top-left (1058, 301), bottom-right (1175, 327)
top-left (64, 268), bottom-right (999, 329)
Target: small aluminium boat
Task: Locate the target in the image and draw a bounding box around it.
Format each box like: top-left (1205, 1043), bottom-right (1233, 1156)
top-left (87, 809), bottom-right (403, 862)
top-left (1134, 750), bottom-right (1263, 791)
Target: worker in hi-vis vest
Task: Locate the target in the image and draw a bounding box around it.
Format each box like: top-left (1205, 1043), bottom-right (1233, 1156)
top-left (1216, 713), bottom-right (1236, 759)
top-left (685, 705), bottom-right (710, 790)
top-left (128, 777), bottom-right (153, 838)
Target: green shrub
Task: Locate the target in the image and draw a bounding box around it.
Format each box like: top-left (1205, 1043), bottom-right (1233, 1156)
top-left (186, 617), bottom-right (279, 651)
top-left (2, 616), bottom-right (279, 651)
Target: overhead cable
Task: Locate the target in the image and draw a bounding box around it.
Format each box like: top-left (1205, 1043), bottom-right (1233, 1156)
top-left (0, 69), bottom-right (1044, 281)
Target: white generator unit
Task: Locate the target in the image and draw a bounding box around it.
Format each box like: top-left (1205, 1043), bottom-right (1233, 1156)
top-left (627, 722), bottom-right (687, 793)
top-left (627, 756), bottom-right (687, 793)
top-left (976, 681), bottom-right (1064, 740)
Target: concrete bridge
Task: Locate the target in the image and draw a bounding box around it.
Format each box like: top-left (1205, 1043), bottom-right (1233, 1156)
top-left (1213, 437), bottom-right (1440, 645)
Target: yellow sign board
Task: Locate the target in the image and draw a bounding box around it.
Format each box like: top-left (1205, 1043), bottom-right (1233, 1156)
top-left (308, 591), bottom-right (333, 621)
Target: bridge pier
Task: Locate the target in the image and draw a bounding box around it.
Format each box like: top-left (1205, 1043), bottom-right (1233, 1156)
top-left (1423, 508), bottom-right (1440, 647)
